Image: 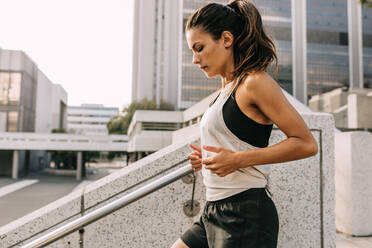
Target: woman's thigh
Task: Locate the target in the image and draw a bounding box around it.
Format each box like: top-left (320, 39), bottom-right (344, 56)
top-left (171, 239), bottom-right (190, 248)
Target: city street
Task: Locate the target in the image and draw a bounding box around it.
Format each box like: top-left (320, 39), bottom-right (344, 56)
top-left (0, 165), bottom-right (116, 227)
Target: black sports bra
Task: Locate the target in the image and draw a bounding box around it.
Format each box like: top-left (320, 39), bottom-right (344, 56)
top-left (222, 89), bottom-right (273, 148)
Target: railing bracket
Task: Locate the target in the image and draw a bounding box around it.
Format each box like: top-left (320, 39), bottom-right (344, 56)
top-left (183, 200), bottom-right (200, 217)
top-left (183, 172), bottom-right (200, 217)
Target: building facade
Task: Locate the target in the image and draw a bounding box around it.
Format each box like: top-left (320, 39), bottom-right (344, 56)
top-left (67, 104), bottom-right (119, 135)
top-left (132, 0), bottom-right (372, 110)
top-left (0, 49), bottom-right (37, 132)
top-left (0, 48), bottom-right (68, 176)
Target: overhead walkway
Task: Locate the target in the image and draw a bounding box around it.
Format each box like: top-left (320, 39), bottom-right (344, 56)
top-left (0, 132), bottom-right (127, 151)
top-left (0, 132), bottom-right (128, 179)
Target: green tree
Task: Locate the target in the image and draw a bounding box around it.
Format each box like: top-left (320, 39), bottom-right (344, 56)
top-left (51, 128), bottom-right (67, 133)
top-left (360, 0), bottom-right (372, 7)
top-left (107, 98), bottom-right (174, 135)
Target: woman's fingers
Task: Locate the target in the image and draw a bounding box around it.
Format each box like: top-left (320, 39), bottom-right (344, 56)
top-left (191, 151), bottom-right (202, 157)
top-left (191, 163), bottom-right (202, 171)
top-left (188, 153), bottom-right (201, 160)
top-left (190, 159), bottom-right (202, 165)
top-left (189, 143), bottom-right (202, 153)
top-left (187, 146), bottom-right (202, 172)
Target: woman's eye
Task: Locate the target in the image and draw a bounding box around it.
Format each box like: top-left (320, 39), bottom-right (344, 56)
top-left (196, 46), bottom-right (203, 52)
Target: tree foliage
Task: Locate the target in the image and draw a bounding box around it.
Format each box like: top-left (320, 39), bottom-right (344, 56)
top-left (360, 0), bottom-right (372, 7)
top-left (51, 128), bottom-right (67, 133)
top-left (107, 98), bottom-right (174, 134)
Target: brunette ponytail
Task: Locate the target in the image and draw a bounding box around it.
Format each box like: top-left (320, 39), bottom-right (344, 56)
top-left (186, 0), bottom-right (278, 87)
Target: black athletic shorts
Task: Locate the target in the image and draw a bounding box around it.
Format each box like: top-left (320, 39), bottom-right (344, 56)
top-left (181, 188), bottom-right (279, 248)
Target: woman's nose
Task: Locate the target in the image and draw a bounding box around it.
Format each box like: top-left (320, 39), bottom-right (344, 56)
top-left (193, 54), bottom-right (200, 64)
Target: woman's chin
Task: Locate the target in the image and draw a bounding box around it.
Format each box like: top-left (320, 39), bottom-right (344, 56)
top-left (204, 71), bottom-right (215, 78)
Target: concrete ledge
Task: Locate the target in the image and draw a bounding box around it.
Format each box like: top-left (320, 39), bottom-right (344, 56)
top-left (335, 131), bottom-right (372, 236)
top-left (0, 189), bottom-right (81, 247)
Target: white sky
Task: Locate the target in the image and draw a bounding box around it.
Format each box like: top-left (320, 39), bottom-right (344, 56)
top-left (0, 0), bottom-right (134, 110)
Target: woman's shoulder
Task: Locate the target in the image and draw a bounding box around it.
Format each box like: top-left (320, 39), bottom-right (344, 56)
top-left (240, 71), bottom-right (278, 97)
top-left (243, 71), bottom-right (275, 89)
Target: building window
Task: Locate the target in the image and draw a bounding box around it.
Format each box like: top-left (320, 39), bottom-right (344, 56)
top-left (8, 111), bottom-right (18, 132)
top-left (0, 72), bottom-right (22, 105)
top-left (306, 0), bottom-right (349, 98)
top-left (0, 73), bottom-right (10, 105)
top-left (362, 5), bottom-right (372, 88)
top-left (8, 73), bottom-right (22, 104)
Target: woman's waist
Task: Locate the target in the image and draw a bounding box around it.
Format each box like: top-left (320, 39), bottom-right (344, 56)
top-left (202, 166), bottom-right (267, 185)
top-left (207, 187), bottom-right (266, 204)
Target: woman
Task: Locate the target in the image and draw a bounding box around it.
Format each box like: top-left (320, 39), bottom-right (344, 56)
top-left (171, 0), bottom-right (318, 247)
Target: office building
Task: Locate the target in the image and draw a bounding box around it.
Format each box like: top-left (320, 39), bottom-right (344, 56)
top-left (67, 104), bottom-right (119, 135)
top-left (0, 48), bottom-right (67, 176)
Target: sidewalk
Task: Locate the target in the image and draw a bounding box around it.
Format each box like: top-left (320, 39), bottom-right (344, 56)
top-left (0, 165), bottom-right (117, 227)
top-left (336, 232), bottom-right (372, 248)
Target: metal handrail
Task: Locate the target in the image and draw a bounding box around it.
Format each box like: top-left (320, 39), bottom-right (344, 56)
top-left (21, 164), bottom-right (193, 248)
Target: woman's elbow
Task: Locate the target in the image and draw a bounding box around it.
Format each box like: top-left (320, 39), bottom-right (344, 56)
top-left (306, 139), bottom-right (318, 157)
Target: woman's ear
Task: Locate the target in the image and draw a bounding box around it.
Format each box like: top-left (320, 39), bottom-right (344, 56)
top-left (221, 31), bottom-right (234, 48)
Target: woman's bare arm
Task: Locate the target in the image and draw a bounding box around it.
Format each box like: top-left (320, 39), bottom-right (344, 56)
top-left (232, 72), bottom-right (318, 168)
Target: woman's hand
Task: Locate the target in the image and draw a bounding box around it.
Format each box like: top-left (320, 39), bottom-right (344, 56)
top-left (187, 144), bottom-right (202, 172)
top-left (202, 145), bottom-right (239, 177)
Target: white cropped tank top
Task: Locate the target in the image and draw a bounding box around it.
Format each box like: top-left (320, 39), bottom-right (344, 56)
top-left (200, 82), bottom-right (272, 201)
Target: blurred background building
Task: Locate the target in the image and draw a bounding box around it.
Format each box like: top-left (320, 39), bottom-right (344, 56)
top-left (131, 0), bottom-right (372, 110)
top-left (67, 104), bottom-right (119, 135)
top-left (0, 48), bottom-right (67, 176)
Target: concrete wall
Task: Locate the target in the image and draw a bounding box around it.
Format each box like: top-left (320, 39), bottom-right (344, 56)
top-left (35, 70), bottom-right (67, 133)
top-left (335, 131), bottom-right (372, 236)
top-left (348, 94), bottom-right (372, 129)
top-left (309, 87), bottom-right (372, 129)
top-left (0, 112), bottom-right (6, 131)
top-left (51, 84), bottom-right (67, 130)
top-left (35, 71), bottom-right (53, 133)
top-left (0, 112), bottom-right (335, 248)
top-left (131, 0), bottom-right (156, 103)
top-left (309, 88), bottom-right (348, 113)
top-left (33, 65), bottom-right (67, 172)
top-left (127, 130), bottom-right (173, 152)
top-left (127, 110), bottom-right (183, 152)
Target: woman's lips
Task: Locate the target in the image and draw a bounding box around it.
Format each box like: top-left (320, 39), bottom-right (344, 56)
top-left (201, 66), bottom-right (208, 71)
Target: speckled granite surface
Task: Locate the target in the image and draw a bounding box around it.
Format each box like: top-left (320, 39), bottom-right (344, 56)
top-left (0, 188), bottom-right (82, 248)
top-left (0, 113), bottom-right (335, 248)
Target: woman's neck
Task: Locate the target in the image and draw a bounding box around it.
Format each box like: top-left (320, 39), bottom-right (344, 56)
top-left (220, 57), bottom-right (235, 87)
top-left (221, 75), bottom-right (234, 88)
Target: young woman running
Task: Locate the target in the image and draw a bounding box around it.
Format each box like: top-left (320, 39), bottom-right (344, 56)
top-left (171, 0), bottom-right (318, 247)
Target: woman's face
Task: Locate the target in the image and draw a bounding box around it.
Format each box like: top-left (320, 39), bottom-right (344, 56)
top-left (186, 27), bottom-right (234, 79)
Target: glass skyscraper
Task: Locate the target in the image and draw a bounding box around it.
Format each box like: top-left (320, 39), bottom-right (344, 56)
top-left (307, 0), bottom-right (349, 97)
top-left (132, 0), bottom-right (372, 110)
top-left (362, 5), bottom-right (372, 88)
